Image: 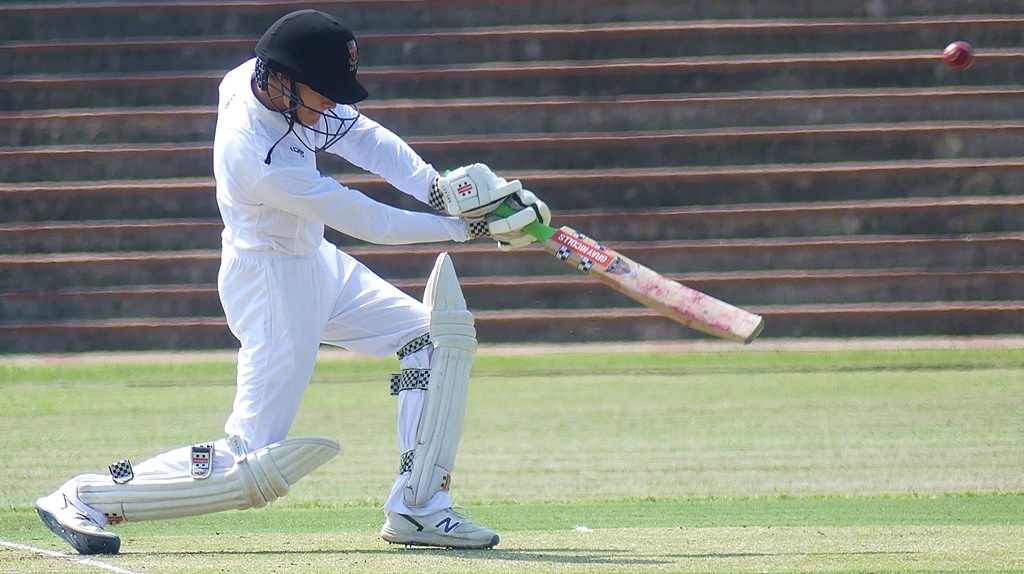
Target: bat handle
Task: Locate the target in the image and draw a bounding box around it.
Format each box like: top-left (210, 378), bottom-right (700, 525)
top-left (492, 201), bottom-right (556, 242)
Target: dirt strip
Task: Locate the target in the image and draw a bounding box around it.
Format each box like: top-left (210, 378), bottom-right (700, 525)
top-left (2, 336), bottom-right (1023, 366)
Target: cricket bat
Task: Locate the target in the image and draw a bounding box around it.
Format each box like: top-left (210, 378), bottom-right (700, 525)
top-left (494, 204), bottom-right (765, 344)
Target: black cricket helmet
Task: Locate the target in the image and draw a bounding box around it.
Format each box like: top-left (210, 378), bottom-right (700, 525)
top-left (254, 10), bottom-right (365, 163)
top-left (255, 9), bottom-right (368, 105)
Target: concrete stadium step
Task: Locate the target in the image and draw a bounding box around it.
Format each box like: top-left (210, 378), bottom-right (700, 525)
top-left (475, 301), bottom-right (1024, 342)
top-left (0, 180), bottom-right (217, 223)
top-left (409, 122), bottom-right (1024, 170)
top-left (1, 144), bottom-right (215, 182)
top-left (0, 108), bottom-right (218, 147)
top-left (4, 1), bottom-right (1018, 43)
top-left (4, 156), bottom-right (1024, 221)
top-left (366, 88), bottom-right (1024, 133)
top-left (504, 161), bottom-right (1024, 208)
top-left (0, 317), bottom-right (235, 353)
top-left (0, 285), bottom-right (224, 322)
top-left (549, 197), bottom-right (1024, 241)
top-left (4, 267), bottom-right (1021, 322)
top-left (4, 197), bottom-right (1023, 253)
top-left (2, 233), bottom-right (1022, 291)
top-left (7, 89), bottom-right (1024, 146)
top-left (3, 300), bottom-right (1022, 353)
top-left (0, 219), bottom-right (222, 253)
top-left (414, 235), bottom-right (1024, 277)
top-left (0, 251), bottom-right (221, 291)
top-left (6, 17), bottom-right (1024, 75)
top-left (630, 268), bottom-right (1024, 308)
top-left (8, 121), bottom-right (1024, 182)
top-left (5, 51), bottom-right (1022, 111)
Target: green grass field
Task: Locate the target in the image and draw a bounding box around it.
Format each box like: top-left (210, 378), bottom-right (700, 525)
top-left (1, 344), bottom-right (1023, 573)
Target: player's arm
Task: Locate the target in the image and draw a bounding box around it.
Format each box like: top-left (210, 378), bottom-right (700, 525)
top-left (321, 112), bottom-right (439, 204)
top-left (322, 113), bottom-right (550, 248)
top-left (431, 163), bottom-right (552, 251)
top-left (249, 167), bottom-right (469, 245)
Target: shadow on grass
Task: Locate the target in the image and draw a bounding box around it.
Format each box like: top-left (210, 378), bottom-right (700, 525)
top-left (133, 546), bottom-right (917, 567)
top-left (130, 540), bottom-right (921, 568)
top-left (672, 551), bottom-right (917, 558)
top-left (133, 547), bottom-right (671, 566)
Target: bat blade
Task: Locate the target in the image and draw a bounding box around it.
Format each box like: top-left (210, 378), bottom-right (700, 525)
top-left (542, 225), bottom-right (764, 344)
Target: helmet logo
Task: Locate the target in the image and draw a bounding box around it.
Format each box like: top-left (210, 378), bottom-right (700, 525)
top-left (347, 39), bottom-right (359, 71)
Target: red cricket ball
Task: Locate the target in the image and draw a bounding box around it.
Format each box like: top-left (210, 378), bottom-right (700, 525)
top-left (942, 40), bottom-right (974, 70)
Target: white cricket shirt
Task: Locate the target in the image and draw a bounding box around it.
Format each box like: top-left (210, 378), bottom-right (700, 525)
top-left (213, 58), bottom-right (469, 256)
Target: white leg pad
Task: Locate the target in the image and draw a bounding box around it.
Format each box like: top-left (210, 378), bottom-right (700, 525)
top-left (78, 437), bottom-right (339, 523)
top-left (404, 253), bottom-right (477, 508)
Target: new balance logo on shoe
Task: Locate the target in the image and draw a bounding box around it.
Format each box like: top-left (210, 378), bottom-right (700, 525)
top-left (435, 517), bottom-right (460, 533)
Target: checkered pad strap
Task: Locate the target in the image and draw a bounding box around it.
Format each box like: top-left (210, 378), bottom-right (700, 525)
top-left (108, 459), bottom-right (134, 484)
top-left (389, 368), bottom-right (431, 395)
top-left (399, 450), bottom-right (415, 474)
top-left (397, 334), bottom-right (431, 359)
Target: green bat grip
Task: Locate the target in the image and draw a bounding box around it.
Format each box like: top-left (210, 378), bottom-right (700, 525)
top-left (492, 201), bottom-right (556, 242)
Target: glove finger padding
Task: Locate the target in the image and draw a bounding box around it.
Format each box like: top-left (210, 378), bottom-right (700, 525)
top-left (465, 207), bottom-right (537, 240)
top-left (467, 189), bottom-right (552, 250)
top-left (487, 206), bottom-right (538, 236)
top-left (495, 232), bottom-right (540, 252)
top-left (516, 189), bottom-right (552, 226)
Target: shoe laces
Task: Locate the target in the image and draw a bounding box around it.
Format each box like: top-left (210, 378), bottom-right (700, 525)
top-left (445, 506), bottom-right (472, 520)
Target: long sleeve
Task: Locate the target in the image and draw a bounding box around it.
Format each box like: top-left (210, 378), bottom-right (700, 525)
top-left (248, 167), bottom-right (468, 246)
top-left (323, 112), bottom-right (438, 206)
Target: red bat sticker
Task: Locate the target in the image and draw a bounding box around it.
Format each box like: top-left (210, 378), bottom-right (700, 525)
top-left (551, 229), bottom-right (613, 268)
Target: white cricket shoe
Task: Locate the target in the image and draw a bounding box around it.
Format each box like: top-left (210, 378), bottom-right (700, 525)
top-left (380, 507), bottom-right (499, 549)
top-left (35, 493), bottom-right (120, 555)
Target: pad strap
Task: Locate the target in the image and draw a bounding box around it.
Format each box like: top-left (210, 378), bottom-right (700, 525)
top-left (390, 369), bottom-right (431, 395)
top-left (397, 334), bottom-right (431, 359)
top-left (401, 451), bottom-right (450, 493)
top-left (108, 460), bottom-right (134, 484)
top-left (399, 450), bottom-right (415, 474)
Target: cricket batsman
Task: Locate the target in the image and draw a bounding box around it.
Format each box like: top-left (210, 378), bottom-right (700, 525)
top-left (35, 9), bottom-right (550, 554)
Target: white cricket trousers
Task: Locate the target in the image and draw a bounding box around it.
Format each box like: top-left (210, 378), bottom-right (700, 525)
top-left (57, 239), bottom-right (453, 525)
top-left (220, 239), bottom-right (452, 515)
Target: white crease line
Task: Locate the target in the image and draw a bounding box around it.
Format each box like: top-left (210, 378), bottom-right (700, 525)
top-left (0, 538), bottom-right (143, 574)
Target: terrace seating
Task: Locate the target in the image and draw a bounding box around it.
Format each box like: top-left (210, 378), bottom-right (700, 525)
top-left (1, 1), bottom-right (1022, 351)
